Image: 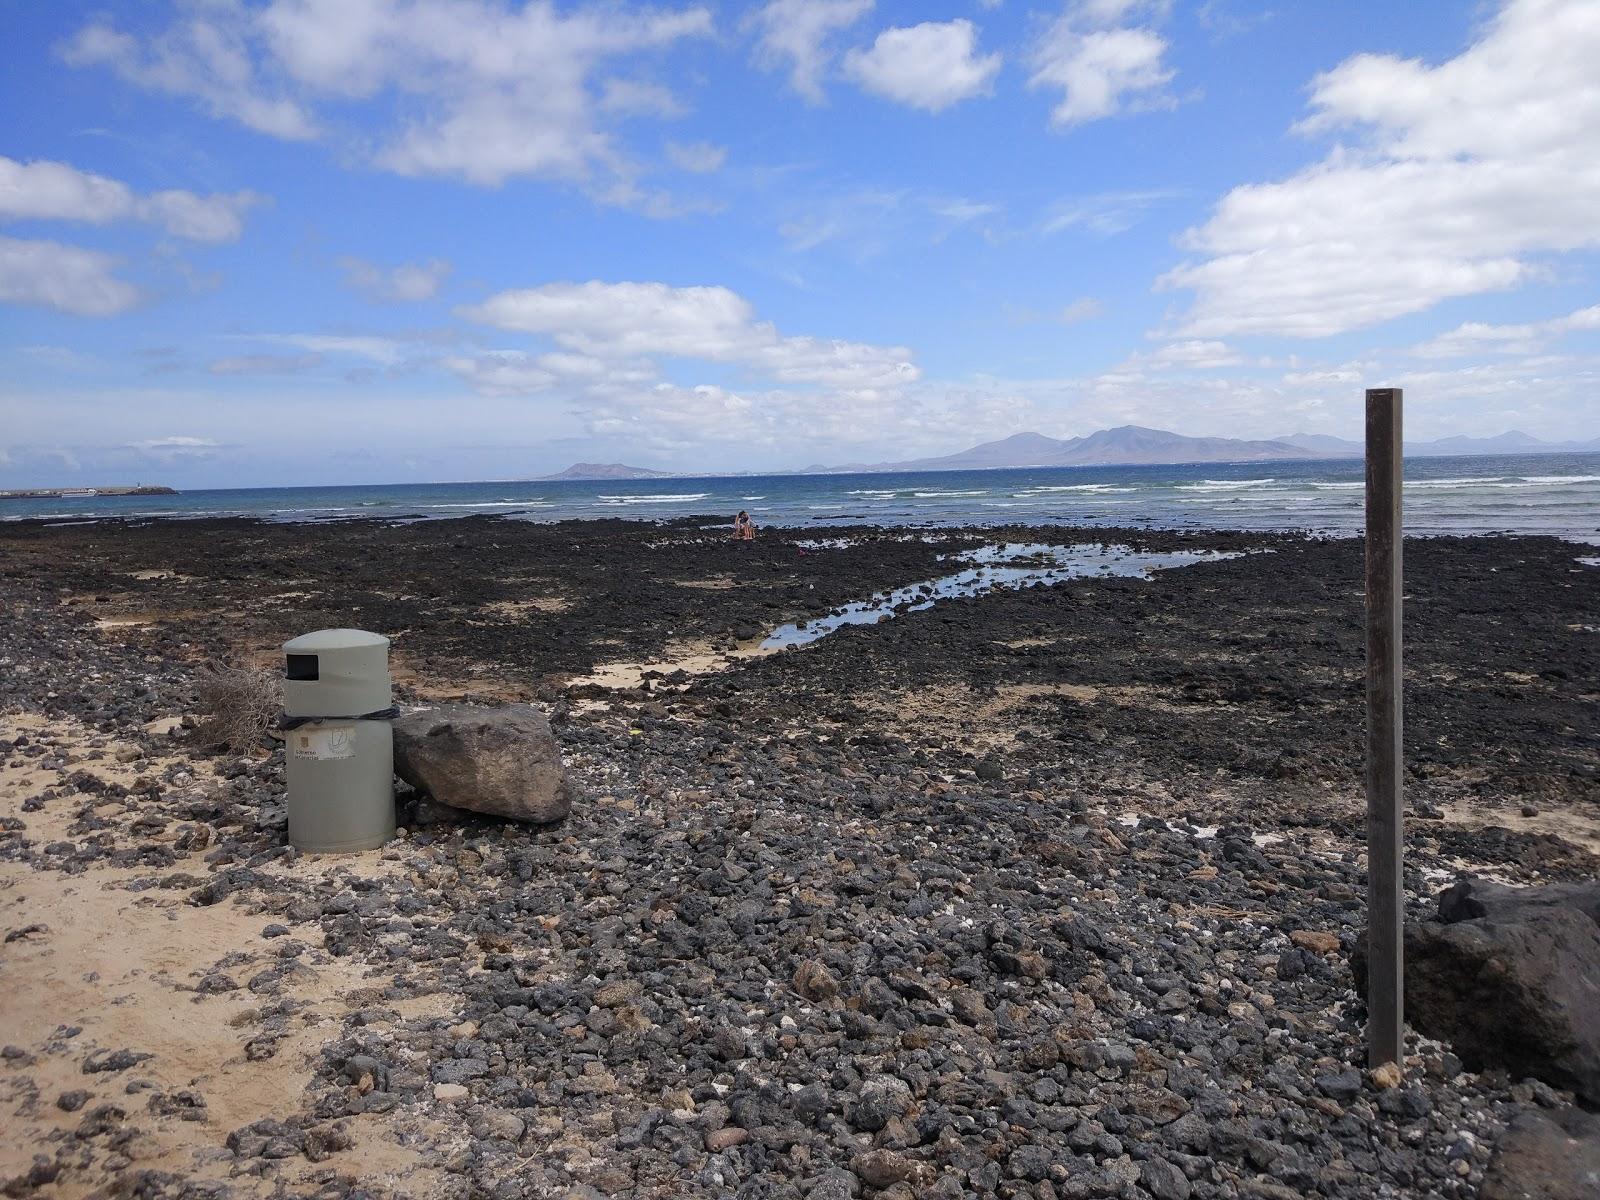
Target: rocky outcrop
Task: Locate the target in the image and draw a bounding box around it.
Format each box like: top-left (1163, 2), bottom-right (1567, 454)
top-left (1356, 879), bottom-right (1600, 1105)
top-left (391, 704), bottom-right (575, 824)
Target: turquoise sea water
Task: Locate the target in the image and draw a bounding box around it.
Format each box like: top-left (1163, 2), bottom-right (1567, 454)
top-left (5, 453), bottom-right (1600, 539)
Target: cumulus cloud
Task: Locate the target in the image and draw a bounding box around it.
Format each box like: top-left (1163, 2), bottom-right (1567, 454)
top-left (0, 156), bottom-right (261, 243)
top-left (843, 19), bottom-right (1001, 112)
top-left (1161, 0), bottom-right (1600, 338)
top-left (1029, 1), bottom-right (1173, 128)
top-left (62, 1), bottom-right (713, 191)
top-left (749, 0), bottom-right (874, 103)
top-left (1410, 304), bottom-right (1600, 359)
top-left (0, 235), bottom-right (142, 316)
top-left (665, 141), bottom-right (727, 173)
top-left (459, 279), bottom-right (918, 390)
top-left (338, 256), bottom-right (452, 302)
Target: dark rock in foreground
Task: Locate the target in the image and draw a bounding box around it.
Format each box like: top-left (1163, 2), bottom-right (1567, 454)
top-left (1358, 879), bottom-right (1600, 1105)
top-left (392, 704), bottom-right (575, 824)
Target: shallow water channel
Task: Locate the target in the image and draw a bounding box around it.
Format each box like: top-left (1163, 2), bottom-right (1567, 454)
top-left (761, 542), bottom-right (1246, 650)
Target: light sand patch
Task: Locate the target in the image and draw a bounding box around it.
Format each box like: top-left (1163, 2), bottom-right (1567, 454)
top-left (673, 576), bottom-right (737, 591)
top-left (0, 711), bottom-right (451, 1197)
top-left (129, 570), bottom-right (194, 582)
top-left (485, 596), bottom-right (574, 618)
top-left (1438, 798), bottom-right (1600, 859)
top-left (579, 639), bottom-right (773, 691)
top-left (95, 614), bottom-right (158, 630)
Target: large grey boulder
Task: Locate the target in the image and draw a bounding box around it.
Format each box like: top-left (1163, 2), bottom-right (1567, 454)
top-left (1355, 879), bottom-right (1600, 1105)
top-left (1481, 1106), bottom-right (1600, 1200)
top-left (1437, 878), bottom-right (1600, 928)
top-left (392, 704), bottom-right (575, 824)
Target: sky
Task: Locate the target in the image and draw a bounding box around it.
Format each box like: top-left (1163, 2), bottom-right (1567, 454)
top-left (1, 0), bottom-right (1598, 488)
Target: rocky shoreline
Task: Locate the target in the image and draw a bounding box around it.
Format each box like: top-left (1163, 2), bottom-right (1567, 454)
top-left (1, 515), bottom-right (1597, 1199)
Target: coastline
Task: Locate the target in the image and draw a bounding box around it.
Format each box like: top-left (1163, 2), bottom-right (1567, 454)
top-left (2, 515), bottom-right (1596, 1197)
top-left (4, 451), bottom-right (1599, 539)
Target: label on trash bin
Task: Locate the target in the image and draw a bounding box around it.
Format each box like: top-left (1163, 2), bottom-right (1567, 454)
top-left (291, 724), bottom-right (356, 760)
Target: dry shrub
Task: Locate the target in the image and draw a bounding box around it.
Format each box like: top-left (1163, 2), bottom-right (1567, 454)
top-left (195, 659), bottom-right (281, 753)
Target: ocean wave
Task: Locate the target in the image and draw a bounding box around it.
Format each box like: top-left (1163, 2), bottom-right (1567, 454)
top-left (912, 490), bottom-right (989, 498)
top-left (1175, 478), bottom-right (1279, 491)
top-left (1016, 484), bottom-right (1136, 494)
top-left (596, 493), bottom-right (710, 503)
top-left (1403, 477), bottom-right (1508, 489)
top-left (1520, 475), bottom-right (1600, 485)
top-left (428, 501), bottom-right (551, 509)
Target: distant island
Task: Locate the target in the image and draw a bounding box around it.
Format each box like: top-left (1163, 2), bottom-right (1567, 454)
top-left (0, 484), bottom-right (178, 500)
top-left (543, 462), bottom-right (672, 481)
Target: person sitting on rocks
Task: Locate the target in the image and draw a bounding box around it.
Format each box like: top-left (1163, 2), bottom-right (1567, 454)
top-left (734, 510), bottom-right (756, 542)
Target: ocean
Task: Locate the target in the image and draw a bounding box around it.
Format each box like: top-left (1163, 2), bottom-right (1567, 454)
top-left (5, 453), bottom-right (1600, 540)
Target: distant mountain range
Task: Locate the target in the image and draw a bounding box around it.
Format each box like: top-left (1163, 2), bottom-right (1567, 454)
top-left (800, 426), bottom-right (1328, 472)
top-left (1274, 429), bottom-right (1600, 457)
top-left (547, 426), bottom-right (1600, 480)
top-left (543, 462), bottom-right (671, 480)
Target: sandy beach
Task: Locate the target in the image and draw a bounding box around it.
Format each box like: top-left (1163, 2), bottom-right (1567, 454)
top-left (2, 514), bottom-right (1597, 1199)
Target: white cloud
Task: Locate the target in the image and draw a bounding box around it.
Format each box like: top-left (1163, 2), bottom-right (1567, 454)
top-left (140, 189), bottom-right (261, 242)
top-left (59, 18), bottom-right (317, 140)
top-left (130, 435), bottom-right (222, 458)
top-left (339, 256), bottom-right (452, 302)
top-left (460, 279), bottom-right (918, 389)
top-left (1410, 304), bottom-right (1600, 358)
top-left (579, 380), bottom-right (948, 456)
top-left (1042, 188), bottom-right (1176, 235)
top-left (0, 235), bottom-right (142, 316)
top-left (1029, 1), bottom-right (1173, 128)
top-left (598, 78), bottom-right (688, 119)
top-left (0, 156), bottom-right (131, 224)
top-left (843, 19), bottom-right (1000, 112)
top-left (242, 333), bottom-right (410, 365)
top-left (0, 156), bottom-right (260, 243)
top-left (1162, 0), bottom-right (1600, 338)
top-left (1149, 339), bottom-right (1244, 368)
top-left (1057, 297), bottom-right (1104, 324)
top-left (665, 141), bottom-right (727, 173)
top-left (749, 0), bottom-right (874, 103)
top-left (442, 350), bottom-right (657, 397)
top-left (63, 1), bottom-right (714, 191)
top-left (210, 353), bottom-right (324, 375)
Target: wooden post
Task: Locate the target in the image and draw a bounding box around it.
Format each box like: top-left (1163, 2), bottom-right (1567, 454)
top-left (1365, 387), bottom-right (1404, 1069)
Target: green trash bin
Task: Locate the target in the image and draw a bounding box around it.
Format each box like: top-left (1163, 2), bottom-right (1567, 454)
top-left (282, 629), bottom-right (395, 853)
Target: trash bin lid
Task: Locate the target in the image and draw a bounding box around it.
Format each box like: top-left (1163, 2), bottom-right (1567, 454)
top-left (283, 628), bottom-right (390, 653)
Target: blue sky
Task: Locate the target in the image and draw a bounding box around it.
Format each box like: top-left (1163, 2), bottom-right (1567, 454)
top-left (2, 0), bottom-right (1597, 487)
